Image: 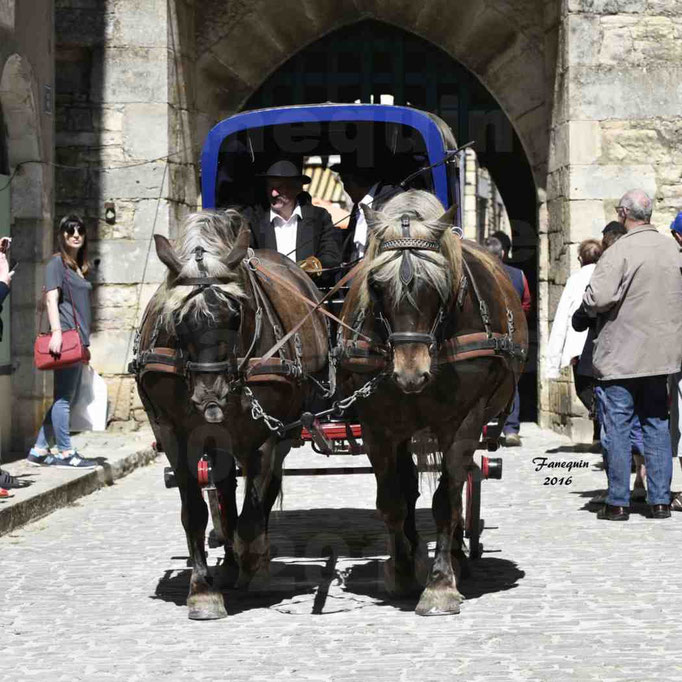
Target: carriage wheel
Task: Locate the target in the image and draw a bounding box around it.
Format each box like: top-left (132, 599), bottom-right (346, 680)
top-left (465, 467), bottom-right (483, 560)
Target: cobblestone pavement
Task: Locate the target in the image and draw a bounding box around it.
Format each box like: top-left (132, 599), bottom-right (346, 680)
top-left (3, 423), bottom-right (682, 681)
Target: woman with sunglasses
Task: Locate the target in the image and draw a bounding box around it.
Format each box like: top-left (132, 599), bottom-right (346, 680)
top-left (27, 215), bottom-right (98, 469)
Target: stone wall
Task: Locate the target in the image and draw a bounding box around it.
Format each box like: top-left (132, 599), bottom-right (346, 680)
top-left (55, 0), bottom-right (198, 427)
top-left (541, 0), bottom-right (682, 438)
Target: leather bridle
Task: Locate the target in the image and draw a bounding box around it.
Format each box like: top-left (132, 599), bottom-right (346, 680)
top-left (368, 213), bottom-right (449, 355)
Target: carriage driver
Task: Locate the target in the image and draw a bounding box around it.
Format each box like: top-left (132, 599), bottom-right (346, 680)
top-left (332, 158), bottom-right (402, 263)
top-left (248, 160), bottom-right (341, 278)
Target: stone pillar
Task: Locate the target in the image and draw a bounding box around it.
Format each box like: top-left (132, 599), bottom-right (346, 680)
top-left (542, 0), bottom-right (681, 439)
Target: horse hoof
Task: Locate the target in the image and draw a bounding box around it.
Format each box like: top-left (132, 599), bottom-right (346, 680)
top-left (187, 591), bottom-right (227, 620)
top-left (415, 587), bottom-right (463, 616)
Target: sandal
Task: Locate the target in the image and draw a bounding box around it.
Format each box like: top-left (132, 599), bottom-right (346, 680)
top-left (0, 469), bottom-right (31, 489)
top-left (671, 493), bottom-right (682, 511)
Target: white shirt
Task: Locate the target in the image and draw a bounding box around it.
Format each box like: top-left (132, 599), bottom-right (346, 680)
top-left (351, 183), bottom-right (380, 259)
top-left (545, 263), bottom-right (596, 379)
top-left (270, 204), bottom-right (302, 260)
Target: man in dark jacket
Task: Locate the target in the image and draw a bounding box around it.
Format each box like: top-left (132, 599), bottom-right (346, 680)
top-left (484, 235), bottom-right (531, 446)
top-left (332, 159), bottom-right (402, 263)
top-left (247, 160), bottom-right (340, 273)
top-left (0, 238), bottom-right (29, 491)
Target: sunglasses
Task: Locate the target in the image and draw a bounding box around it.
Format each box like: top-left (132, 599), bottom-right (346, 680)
top-left (64, 225), bottom-right (85, 236)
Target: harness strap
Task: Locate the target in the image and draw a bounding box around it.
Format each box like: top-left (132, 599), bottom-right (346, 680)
top-left (461, 257), bottom-right (493, 338)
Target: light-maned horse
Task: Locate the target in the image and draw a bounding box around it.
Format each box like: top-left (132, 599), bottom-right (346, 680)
top-left (135, 210), bottom-right (329, 619)
top-left (337, 190), bottom-right (528, 616)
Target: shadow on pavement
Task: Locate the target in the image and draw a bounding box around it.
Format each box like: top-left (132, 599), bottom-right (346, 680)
top-left (151, 506), bottom-right (523, 615)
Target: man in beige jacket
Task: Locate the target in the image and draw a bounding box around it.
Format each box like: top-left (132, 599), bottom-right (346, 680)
top-left (583, 189), bottom-right (682, 521)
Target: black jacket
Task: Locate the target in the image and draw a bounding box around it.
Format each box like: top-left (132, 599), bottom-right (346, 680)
top-left (0, 281), bottom-right (8, 342)
top-left (571, 303), bottom-right (596, 377)
top-left (246, 198), bottom-right (340, 269)
top-left (336, 183), bottom-right (402, 263)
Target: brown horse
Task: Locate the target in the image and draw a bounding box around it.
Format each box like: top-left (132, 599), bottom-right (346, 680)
top-left (133, 210), bottom-right (329, 619)
top-left (336, 190), bottom-right (528, 616)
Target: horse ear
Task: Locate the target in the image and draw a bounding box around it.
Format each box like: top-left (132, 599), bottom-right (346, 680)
top-left (223, 227), bottom-right (251, 269)
top-left (154, 234), bottom-right (182, 275)
top-left (437, 204), bottom-right (458, 231)
top-left (360, 204), bottom-right (380, 231)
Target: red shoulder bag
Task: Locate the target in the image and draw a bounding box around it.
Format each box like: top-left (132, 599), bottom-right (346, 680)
top-left (34, 273), bottom-right (90, 371)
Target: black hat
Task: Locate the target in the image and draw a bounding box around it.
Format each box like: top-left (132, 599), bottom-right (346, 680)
top-left (330, 158), bottom-right (376, 178)
top-left (257, 160), bottom-right (310, 184)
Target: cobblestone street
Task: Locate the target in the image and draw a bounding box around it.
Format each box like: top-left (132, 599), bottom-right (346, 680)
top-left (3, 423), bottom-right (682, 681)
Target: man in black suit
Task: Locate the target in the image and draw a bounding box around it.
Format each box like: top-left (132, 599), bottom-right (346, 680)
top-left (248, 160), bottom-right (340, 274)
top-left (332, 160), bottom-right (401, 263)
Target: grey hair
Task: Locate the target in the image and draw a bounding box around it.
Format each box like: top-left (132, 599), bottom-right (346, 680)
top-left (156, 210), bottom-right (246, 333)
top-left (484, 236), bottom-right (505, 260)
top-left (619, 189), bottom-right (653, 223)
top-left (359, 190), bottom-right (462, 310)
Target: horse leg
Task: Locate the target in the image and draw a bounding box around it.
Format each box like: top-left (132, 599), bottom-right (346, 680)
top-left (234, 437), bottom-right (281, 587)
top-left (416, 409), bottom-right (483, 616)
top-left (214, 462), bottom-right (239, 589)
top-left (366, 432), bottom-right (421, 596)
top-left (175, 463), bottom-right (227, 620)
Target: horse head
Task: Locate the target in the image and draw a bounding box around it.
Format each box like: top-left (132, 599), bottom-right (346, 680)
top-left (154, 211), bottom-right (250, 423)
top-left (360, 193), bottom-right (460, 394)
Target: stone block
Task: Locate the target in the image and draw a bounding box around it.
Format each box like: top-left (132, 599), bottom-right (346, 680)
top-left (569, 164), bottom-right (656, 200)
top-left (599, 16), bottom-right (681, 65)
top-left (132, 199), bottom-right (171, 240)
top-left (567, 200), bottom-right (606, 241)
top-left (122, 103), bottom-right (168, 161)
top-left (569, 65), bottom-right (682, 119)
top-left (93, 47), bottom-right (168, 104)
top-left (601, 122), bottom-right (673, 165)
top-left (89, 330), bottom-right (135, 375)
top-left (87, 240), bottom-right (167, 285)
top-left (566, 15), bottom-right (602, 67)
top-left (566, 0), bottom-right (646, 12)
top-left (95, 107), bottom-right (124, 132)
top-left (98, 161), bottom-right (167, 201)
top-left (568, 120), bottom-right (602, 165)
top-left (102, 374), bottom-right (135, 421)
top-left (106, 1), bottom-right (166, 47)
top-left (548, 124), bottom-right (569, 173)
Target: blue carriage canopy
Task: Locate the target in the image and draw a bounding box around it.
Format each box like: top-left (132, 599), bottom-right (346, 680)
top-left (200, 103), bottom-right (462, 221)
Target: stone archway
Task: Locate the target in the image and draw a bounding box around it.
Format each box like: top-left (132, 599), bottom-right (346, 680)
top-left (195, 0), bottom-right (555, 188)
top-left (0, 53), bottom-right (51, 456)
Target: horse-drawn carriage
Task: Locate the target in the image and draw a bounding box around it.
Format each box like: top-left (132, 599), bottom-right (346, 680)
top-left (130, 104), bottom-right (528, 619)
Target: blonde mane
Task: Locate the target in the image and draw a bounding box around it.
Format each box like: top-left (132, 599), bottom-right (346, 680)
top-left (149, 210), bottom-right (246, 334)
top-left (358, 190), bottom-right (463, 310)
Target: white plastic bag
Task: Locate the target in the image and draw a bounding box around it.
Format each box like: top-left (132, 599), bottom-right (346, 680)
top-left (70, 364), bottom-right (108, 432)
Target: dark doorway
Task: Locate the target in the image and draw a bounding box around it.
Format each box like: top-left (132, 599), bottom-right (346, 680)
top-left (245, 20), bottom-right (538, 421)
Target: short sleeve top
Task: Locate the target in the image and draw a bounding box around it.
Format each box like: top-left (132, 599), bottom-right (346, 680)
top-left (45, 255), bottom-right (92, 346)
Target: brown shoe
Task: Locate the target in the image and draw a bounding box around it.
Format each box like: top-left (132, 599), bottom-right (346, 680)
top-left (650, 504), bottom-right (671, 519)
top-left (597, 504), bottom-right (629, 521)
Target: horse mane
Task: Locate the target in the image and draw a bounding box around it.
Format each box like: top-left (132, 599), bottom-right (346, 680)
top-left (148, 210), bottom-right (246, 334)
top-left (358, 190), bottom-right (463, 310)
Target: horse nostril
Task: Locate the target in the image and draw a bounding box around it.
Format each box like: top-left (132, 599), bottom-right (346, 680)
top-left (392, 372), bottom-right (400, 385)
top-left (422, 372), bottom-right (431, 385)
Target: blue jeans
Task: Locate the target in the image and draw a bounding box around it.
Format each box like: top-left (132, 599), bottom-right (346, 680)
top-left (35, 363), bottom-right (83, 452)
top-left (598, 376), bottom-right (672, 507)
top-left (595, 384), bottom-right (644, 457)
top-left (503, 386), bottom-right (520, 435)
